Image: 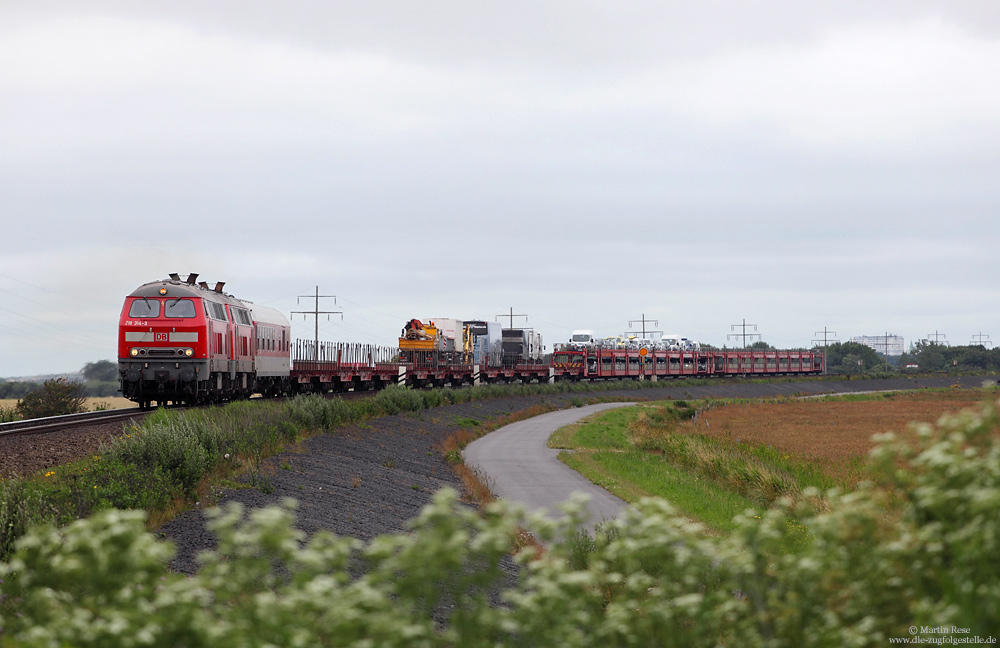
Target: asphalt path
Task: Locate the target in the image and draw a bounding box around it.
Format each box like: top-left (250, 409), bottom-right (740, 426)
top-left (462, 402), bottom-right (636, 529)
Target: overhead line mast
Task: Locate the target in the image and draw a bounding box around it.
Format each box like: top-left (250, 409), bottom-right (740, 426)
top-left (811, 327), bottom-right (839, 374)
top-left (880, 331), bottom-right (892, 372)
top-left (728, 319), bottom-right (761, 349)
top-left (496, 307), bottom-right (527, 329)
top-left (628, 313), bottom-right (660, 340)
top-left (970, 332), bottom-right (993, 347)
top-left (927, 331), bottom-right (948, 345)
top-left (292, 286), bottom-right (342, 361)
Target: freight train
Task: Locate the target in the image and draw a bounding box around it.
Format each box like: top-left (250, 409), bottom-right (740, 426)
top-left (118, 275), bottom-right (824, 408)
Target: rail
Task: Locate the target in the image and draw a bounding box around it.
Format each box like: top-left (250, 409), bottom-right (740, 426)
top-left (293, 340), bottom-right (398, 368)
top-left (0, 408), bottom-right (145, 438)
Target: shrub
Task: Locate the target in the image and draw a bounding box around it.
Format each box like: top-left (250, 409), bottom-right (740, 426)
top-left (0, 405), bottom-right (17, 423)
top-left (288, 394), bottom-right (355, 430)
top-left (102, 416), bottom-right (209, 495)
top-left (85, 460), bottom-right (174, 512)
top-left (14, 378), bottom-right (87, 419)
top-left (0, 477), bottom-right (51, 560)
top-left (372, 385), bottom-right (425, 415)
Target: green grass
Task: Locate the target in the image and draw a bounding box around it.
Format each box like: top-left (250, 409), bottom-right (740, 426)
top-left (549, 400), bottom-right (840, 535)
top-left (644, 431), bottom-right (844, 506)
top-left (560, 448), bottom-right (755, 533)
top-left (549, 407), bottom-right (636, 450)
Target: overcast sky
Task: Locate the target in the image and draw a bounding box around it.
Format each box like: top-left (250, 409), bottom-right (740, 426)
top-left (2, 1), bottom-right (998, 377)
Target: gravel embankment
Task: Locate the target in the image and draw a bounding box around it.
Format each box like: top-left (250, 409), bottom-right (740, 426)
top-left (0, 418), bottom-right (143, 477)
top-left (159, 394), bottom-right (570, 574)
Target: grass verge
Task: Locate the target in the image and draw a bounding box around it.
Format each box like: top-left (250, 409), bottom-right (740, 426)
top-left (558, 448), bottom-right (756, 533)
top-left (551, 402), bottom-right (764, 534)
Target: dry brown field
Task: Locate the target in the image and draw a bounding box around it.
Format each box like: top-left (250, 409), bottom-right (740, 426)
top-left (0, 396), bottom-right (136, 412)
top-left (694, 390), bottom-right (990, 465)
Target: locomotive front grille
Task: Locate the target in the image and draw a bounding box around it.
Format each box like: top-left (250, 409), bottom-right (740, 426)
top-left (147, 348), bottom-right (192, 357)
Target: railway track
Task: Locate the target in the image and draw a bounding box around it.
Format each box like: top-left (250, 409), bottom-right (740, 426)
top-left (0, 389), bottom-right (377, 440)
top-left (0, 390), bottom-right (376, 478)
top-left (0, 408), bottom-right (147, 438)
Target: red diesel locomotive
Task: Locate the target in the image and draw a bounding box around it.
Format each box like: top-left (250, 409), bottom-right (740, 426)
top-left (117, 273), bottom-right (290, 408)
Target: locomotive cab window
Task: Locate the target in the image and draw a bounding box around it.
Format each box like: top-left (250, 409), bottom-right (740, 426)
top-left (233, 308), bottom-right (252, 326)
top-left (206, 301), bottom-right (228, 321)
top-left (164, 299), bottom-right (197, 318)
top-left (128, 299), bottom-right (160, 318)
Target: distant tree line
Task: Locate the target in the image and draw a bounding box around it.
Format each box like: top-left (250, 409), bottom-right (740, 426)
top-left (0, 360), bottom-right (119, 400)
top-left (720, 340), bottom-right (1000, 375)
top-left (814, 341), bottom-right (1000, 375)
top-left (661, 339), bottom-right (999, 376)
top-left (816, 342), bottom-right (886, 374)
top-left (897, 340), bottom-right (1000, 372)
top-left (0, 380), bottom-right (39, 400)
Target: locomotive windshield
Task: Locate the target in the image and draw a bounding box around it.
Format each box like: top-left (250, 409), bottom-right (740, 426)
top-left (164, 298), bottom-right (197, 318)
top-left (128, 298), bottom-right (160, 318)
top-left (127, 298), bottom-right (198, 318)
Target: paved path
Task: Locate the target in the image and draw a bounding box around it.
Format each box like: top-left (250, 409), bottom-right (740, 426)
top-left (462, 402), bottom-right (636, 528)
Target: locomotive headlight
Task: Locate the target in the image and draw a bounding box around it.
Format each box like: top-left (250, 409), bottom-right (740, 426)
top-left (130, 348), bottom-right (139, 357)
top-left (185, 348), bottom-right (193, 357)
